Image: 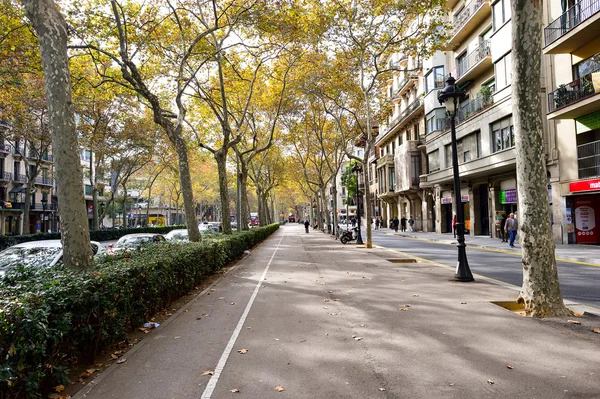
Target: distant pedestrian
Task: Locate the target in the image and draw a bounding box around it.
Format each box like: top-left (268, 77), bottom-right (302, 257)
top-left (375, 217), bottom-right (380, 230)
top-left (408, 216), bottom-right (414, 232)
top-left (505, 213), bottom-right (518, 248)
top-left (351, 217), bottom-right (356, 228)
top-left (400, 216), bottom-right (407, 232)
top-left (304, 220), bottom-right (310, 233)
top-left (452, 215), bottom-right (457, 238)
top-left (393, 216), bottom-right (399, 232)
top-left (499, 214), bottom-right (507, 242)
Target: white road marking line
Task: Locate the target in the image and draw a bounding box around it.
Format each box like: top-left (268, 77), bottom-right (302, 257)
top-left (201, 232), bottom-right (285, 398)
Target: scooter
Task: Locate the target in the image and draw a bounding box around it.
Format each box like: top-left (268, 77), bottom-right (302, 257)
top-left (340, 227), bottom-right (359, 244)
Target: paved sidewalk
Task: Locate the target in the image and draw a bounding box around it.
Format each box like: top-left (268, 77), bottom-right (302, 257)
top-left (76, 225), bottom-right (600, 399)
top-left (376, 228), bottom-right (600, 265)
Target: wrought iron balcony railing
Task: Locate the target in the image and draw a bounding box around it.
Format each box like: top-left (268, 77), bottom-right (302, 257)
top-left (548, 66), bottom-right (600, 113)
top-left (544, 0), bottom-right (600, 46)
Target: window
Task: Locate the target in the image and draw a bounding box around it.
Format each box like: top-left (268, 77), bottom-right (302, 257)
top-left (85, 184), bottom-right (93, 196)
top-left (464, 151), bottom-right (471, 162)
top-left (426, 109), bottom-right (447, 134)
top-left (42, 192), bottom-right (48, 203)
top-left (575, 52), bottom-right (600, 79)
top-left (495, 53), bottom-right (512, 90)
top-left (457, 132), bottom-right (480, 164)
top-left (493, 0), bottom-right (511, 30)
top-left (425, 66), bottom-right (445, 93)
top-left (428, 150), bottom-right (440, 173)
top-left (457, 52), bottom-right (468, 77)
top-left (445, 144), bottom-right (452, 168)
top-left (81, 150), bottom-right (91, 161)
top-left (410, 155), bottom-right (421, 185)
top-left (476, 132), bottom-right (482, 158)
top-left (13, 161), bottom-right (20, 177)
top-left (414, 124), bottom-right (419, 139)
top-left (341, 186), bottom-right (346, 196)
top-left (0, 158), bottom-right (4, 174)
top-left (492, 117), bottom-right (515, 153)
top-left (388, 167), bottom-right (395, 191)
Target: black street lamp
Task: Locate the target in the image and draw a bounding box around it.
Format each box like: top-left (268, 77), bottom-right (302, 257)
top-left (352, 163), bottom-right (364, 245)
top-left (438, 75), bottom-right (474, 282)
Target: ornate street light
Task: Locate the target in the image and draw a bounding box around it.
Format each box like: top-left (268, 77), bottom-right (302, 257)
top-left (438, 75), bottom-right (474, 282)
top-left (352, 163), bottom-right (364, 245)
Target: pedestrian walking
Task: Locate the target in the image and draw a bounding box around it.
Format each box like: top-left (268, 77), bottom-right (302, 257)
top-left (408, 216), bottom-right (414, 232)
top-left (375, 217), bottom-right (380, 230)
top-left (351, 217), bottom-right (356, 228)
top-left (393, 216), bottom-right (399, 232)
top-left (452, 215), bottom-right (457, 238)
top-left (499, 214), bottom-right (507, 242)
top-left (304, 220), bottom-right (310, 234)
top-left (505, 213), bottom-right (518, 247)
top-left (400, 216), bottom-right (407, 232)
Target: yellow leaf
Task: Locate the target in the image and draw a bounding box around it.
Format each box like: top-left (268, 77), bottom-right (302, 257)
top-left (237, 349), bottom-right (248, 354)
top-left (568, 319), bottom-right (581, 325)
top-left (230, 388), bottom-right (240, 393)
top-left (274, 386), bottom-right (285, 392)
top-left (593, 328), bottom-right (600, 333)
top-left (201, 370), bottom-right (214, 376)
top-left (8, 345), bottom-right (16, 356)
top-left (323, 299), bottom-right (329, 302)
top-left (55, 385), bottom-right (65, 393)
top-left (487, 380), bottom-right (494, 384)
top-left (399, 308), bottom-right (409, 311)
top-left (506, 365), bottom-right (513, 369)
top-left (378, 387), bottom-right (386, 391)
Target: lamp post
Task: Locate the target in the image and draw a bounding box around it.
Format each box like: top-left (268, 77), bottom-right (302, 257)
top-left (352, 163), bottom-right (364, 245)
top-left (437, 75), bottom-right (474, 282)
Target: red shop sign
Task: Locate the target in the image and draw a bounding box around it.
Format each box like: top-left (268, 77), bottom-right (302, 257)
top-left (570, 179), bottom-right (600, 193)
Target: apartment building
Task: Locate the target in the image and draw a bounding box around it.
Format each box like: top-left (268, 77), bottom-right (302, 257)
top-left (544, 0), bottom-right (600, 244)
top-left (375, 53), bottom-right (427, 229)
top-left (419, 0), bottom-right (545, 238)
top-left (0, 135), bottom-right (56, 235)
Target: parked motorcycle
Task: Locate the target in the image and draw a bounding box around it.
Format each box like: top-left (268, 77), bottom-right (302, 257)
top-left (340, 227), bottom-right (359, 244)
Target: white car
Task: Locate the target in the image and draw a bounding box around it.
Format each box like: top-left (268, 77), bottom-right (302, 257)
top-left (164, 229), bottom-right (189, 242)
top-left (0, 240), bottom-right (103, 277)
top-left (198, 223), bottom-right (220, 234)
top-left (106, 233), bottom-right (166, 255)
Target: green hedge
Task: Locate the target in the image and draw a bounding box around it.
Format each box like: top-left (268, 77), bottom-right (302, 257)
top-left (0, 225), bottom-right (187, 250)
top-left (0, 223), bottom-right (279, 397)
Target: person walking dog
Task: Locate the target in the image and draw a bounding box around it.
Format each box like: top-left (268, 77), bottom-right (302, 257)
top-left (505, 213), bottom-right (518, 248)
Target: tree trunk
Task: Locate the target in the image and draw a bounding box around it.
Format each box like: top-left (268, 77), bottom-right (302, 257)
top-left (215, 150), bottom-right (232, 234)
top-left (512, 0), bottom-right (570, 316)
top-left (21, 0), bottom-right (93, 269)
top-left (91, 154), bottom-right (99, 230)
top-left (239, 164), bottom-right (250, 230)
top-left (172, 132), bottom-right (202, 240)
top-left (321, 187), bottom-right (331, 233)
top-left (23, 180), bottom-right (34, 235)
top-left (316, 192), bottom-right (322, 231)
top-left (332, 185), bottom-right (338, 237)
top-left (146, 186), bottom-right (152, 225)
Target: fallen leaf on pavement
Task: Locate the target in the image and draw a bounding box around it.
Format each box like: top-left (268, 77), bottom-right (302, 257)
top-left (201, 370), bottom-right (214, 376)
top-left (230, 388), bottom-right (240, 393)
top-left (460, 302), bottom-right (467, 304)
top-left (360, 324), bottom-right (365, 327)
top-left (403, 304), bottom-right (411, 307)
top-left (94, 363), bottom-right (103, 368)
top-left (323, 306), bottom-right (329, 309)
top-left (318, 276), bottom-right (324, 278)
top-left (449, 383), bottom-right (455, 386)
top-left (568, 320), bottom-right (581, 325)
top-left (54, 385), bottom-right (65, 393)
top-left (323, 299), bottom-right (330, 302)
top-left (334, 298), bottom-right (340, 301)
top-left (506, 365), bottom-right (513, 369)
top-left (230, 302), bottom-right (236, 305)
top-left (116, 358), bottom-right (127, 364)
top-left (487, 380), bottom-right (494, 385)
top-left (378, 387), bottom-right (386, 391)
top-left (354, 337), bottom-right (363, 341)
top-left (399, 308), bottom-right (409, 311)
top-left (86, 369), bottom-right (98, 376)
top-left (111, 353), bottom-right (119, 359)
top-left (274, 386), bottom-right (285, 392)
top-left (238, 349), bottom-right (248, 354)
top-left (328, 291), bottom-right (333, 293)
top-left (412, 294), bottom-right (419, 297)
top-left (593, 328), bottom-right (600, 333)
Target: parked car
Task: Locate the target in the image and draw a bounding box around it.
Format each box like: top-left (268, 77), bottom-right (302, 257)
top-left (106, 233), bottom-right (166, 255)
top-left (164, 229), bottom-right (189, 242)
top-left (199, 223), bottom-right (220, 234)
top-left (0, 240), bottom-right (103, 277)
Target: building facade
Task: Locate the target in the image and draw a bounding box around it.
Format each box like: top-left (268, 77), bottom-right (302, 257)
top-left (544, 0), bottom-right (600, 244)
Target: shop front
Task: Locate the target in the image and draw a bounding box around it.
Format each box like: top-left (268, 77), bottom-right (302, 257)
top-left (439, 192), bottom-right (470, 234)
top-left (565, 178), bottom-right (600, 245)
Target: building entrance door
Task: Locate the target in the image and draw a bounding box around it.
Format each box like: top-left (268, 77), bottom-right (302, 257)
top-left (443, 204), bottom-right (453, 233)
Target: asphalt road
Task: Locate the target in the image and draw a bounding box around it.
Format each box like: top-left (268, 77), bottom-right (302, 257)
top-left (371, 230), bottom-right (600, 310)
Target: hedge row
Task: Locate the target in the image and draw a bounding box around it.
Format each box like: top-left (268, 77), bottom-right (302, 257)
top-left (0, 223), bottom-right (279, 397)
top-left (0, 225), bottom-right (187, 250)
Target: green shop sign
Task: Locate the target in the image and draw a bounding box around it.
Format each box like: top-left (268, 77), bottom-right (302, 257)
top-left (575, 110), bottom-right (600, 134)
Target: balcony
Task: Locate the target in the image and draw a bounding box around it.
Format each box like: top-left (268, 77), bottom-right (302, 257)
top-left (376, 154), bottom-right (394, 168)
top-left (379, 98), bottom-right (424, 142)
top-left (547, 67), bottom-right (600, 119)
top-left (445, 0), bottom-right (491, 50)
top-left (35, 176), bottom-right (54, 186)
top-left (578, 139), bottom-right (600, 179)
top-left (438, 96), bottom-right (490, 129)
top-left (454, 41), bottom-right (492, 85)
top-left (0, 171), bottom-right (12, 182)
top-left (0, 143), bottom-right (9, 153)
top-left (544, 0), bottom-right (600, 54)
top-left (12, 147), bottom-right (25, 157)
top-left (12, 174), bottom-right (27, 183)
top-left (395, 74), bottom-right (419, 98)
top-left (390, 54), bottom-right (408, 69)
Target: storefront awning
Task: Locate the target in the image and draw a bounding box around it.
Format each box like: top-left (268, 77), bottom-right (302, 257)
top-left (10, 186), bottom-right (25, 193)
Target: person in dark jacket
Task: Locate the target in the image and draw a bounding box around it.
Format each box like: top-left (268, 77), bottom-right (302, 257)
top-left (304, 220), bottom-right (310, 233)
top-left (400, 216), bottom-right (407, 232)
top-left (393, 216), bottom-right (399, 232)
